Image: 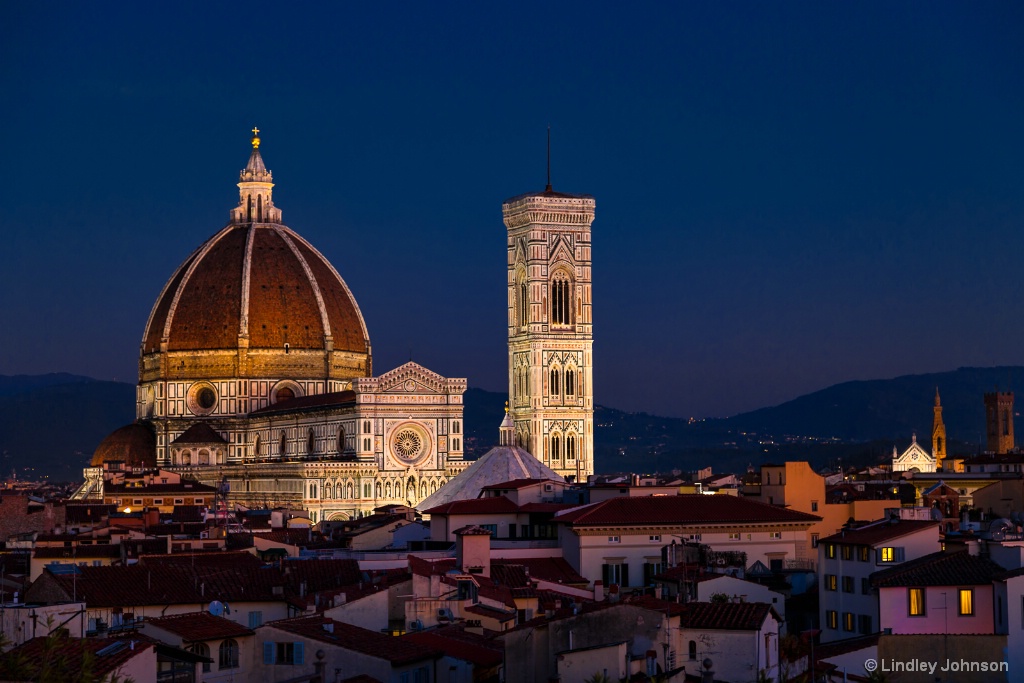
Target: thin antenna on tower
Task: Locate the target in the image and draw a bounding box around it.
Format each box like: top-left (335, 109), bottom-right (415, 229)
top-left (545, 126), bottom-right (552, 192)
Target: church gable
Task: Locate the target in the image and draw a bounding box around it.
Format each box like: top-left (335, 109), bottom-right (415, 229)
top-left (893, 436), bottom-right (936, 472)
top-left (376, 362), bottom-right (447, 394)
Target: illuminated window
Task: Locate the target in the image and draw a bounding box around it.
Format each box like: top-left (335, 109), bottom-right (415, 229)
top-left (859, 546), bottom-right (870, 562)
top-left (728, 533), bottom-right (741, 541)
top-left (844, 612), bottom-right (855, 632)
top-left (959, 588), bottom-right (974, 616)
top-left (842, 545), bottom-right (852, 560)
top-left (826, 610), bottom-right (838, 629)
top-left (825, 544), bottom-right (836, 559)
top-left (909, 588), bottom-right (926, 616)
top-left (769, 532), bottom-right (782, 540)
top-left (880, 547), bottom-right (895, 563)
top-left (825, 575), bottom-right (837, 591)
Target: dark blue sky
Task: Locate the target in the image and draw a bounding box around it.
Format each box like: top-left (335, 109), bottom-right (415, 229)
top-left (2, 2), bottom-right (1023, 418)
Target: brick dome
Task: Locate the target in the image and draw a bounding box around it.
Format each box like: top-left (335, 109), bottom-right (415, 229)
top-left (138, 140), bottom-right (371, 384)
top-left (91, 423), bottom-right (157, 468)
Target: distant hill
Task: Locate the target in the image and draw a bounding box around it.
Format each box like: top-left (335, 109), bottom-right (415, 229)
top-left (0, 376), bottom-right (136, 481)
top-left (3, 366), bottom-right (1019, 480)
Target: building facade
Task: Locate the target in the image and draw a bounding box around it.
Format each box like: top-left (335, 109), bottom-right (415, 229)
top-left (504, 187), bottom-right (595, 482)
top-left (80, 133), bottom-right (469, 520)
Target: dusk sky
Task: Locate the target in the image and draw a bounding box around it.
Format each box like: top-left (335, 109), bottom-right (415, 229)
top-left (2, 3), bottom-right (1023, 418)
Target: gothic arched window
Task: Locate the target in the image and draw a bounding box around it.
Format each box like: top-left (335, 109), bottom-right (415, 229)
top-left (551, 434), bottom-right (561, 461)
top-left (550, 368), bottom-right (560, 396)
top-left (518, 279), bottom-right (528, 326)
top-left (565, 369), bottom-right (576, 396)
top-left (309, 483), bottom-right (318, 499)
top-left (452, 421), bottom-right (460, 434)
top-left (550, 275), bottom-right (572, 325)
top-left (567, 434), bottom-right (576, 460)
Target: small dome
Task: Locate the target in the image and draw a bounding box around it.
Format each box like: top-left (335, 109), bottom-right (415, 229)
top-left (91, 423), bottom-right (157, 468)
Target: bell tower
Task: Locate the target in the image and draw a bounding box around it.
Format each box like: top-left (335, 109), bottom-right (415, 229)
top-left (932, 388), bottom-right (947, 470)
top-left (503, 179), bottom-right (595, 483)
top-left (985, 391), bottom-right (1015, 454)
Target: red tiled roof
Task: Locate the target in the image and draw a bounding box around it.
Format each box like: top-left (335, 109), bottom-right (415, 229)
top-left (249, 390), bottom-right (356, 415)
top-left (35, 545), bottom-right (121, 559)
top-left (171, 423), bottom-right (228, 445)
top-left (555, 495), bottom-right (821, 526)
top-left (408, 556), bottom-right (456, 578)
top-left (628, 596), bottom-right (777, 630)
top-left (492, 557), bottom-right (587, 585)
top-left (422, 497), bottom-right (520, 516)
top-left (871, 550), bottom-right (1004, 588)
top-left (147, 612), bottom-right (254, 641)
top-left (453, 525), bottom-right (493, 536)
top-left (267, 616), bottom-right (441, 665)
top-left (1, 636), bottom-right (153, 680)
top-left (463, 603), bottom-right (515, 622)
top-left (105, 482), bottom-right (217, 495)
top-left (819, 519), bottom-right (939, 546)
top-left (518, 502), bottom-right (577, 513)
top-left (402, 628), bottom-right (503, 668)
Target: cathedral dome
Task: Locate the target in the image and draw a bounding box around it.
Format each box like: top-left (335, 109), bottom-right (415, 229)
top-left (91, 423), bottom-right (157, 468)
top-left (139, 134), bottom-right (371, 384)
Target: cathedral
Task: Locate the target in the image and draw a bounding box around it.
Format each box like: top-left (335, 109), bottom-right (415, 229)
top-left (78, 131), bottom-right (595, 519)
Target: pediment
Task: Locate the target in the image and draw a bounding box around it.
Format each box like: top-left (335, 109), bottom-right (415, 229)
top-left (376, 361), bottom-right (447, 394)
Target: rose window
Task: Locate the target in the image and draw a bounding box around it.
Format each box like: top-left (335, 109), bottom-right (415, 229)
top-left (394, 429), bottom-right (423, 459)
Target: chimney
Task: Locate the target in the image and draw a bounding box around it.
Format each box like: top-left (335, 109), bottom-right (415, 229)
top-left (454, 526), bottom-right (491, 577)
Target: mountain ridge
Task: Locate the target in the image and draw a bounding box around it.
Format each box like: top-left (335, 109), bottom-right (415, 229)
top-left (2, 366), bottom-right (1017, 480)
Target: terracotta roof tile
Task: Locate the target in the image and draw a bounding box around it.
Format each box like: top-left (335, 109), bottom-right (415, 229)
top-left (0, 636), bottom-right (153, 680)
top-left (266, 615), bottom-right (441, 665)
top-left (249, 390), bottom-right (356, 415)
top-left (555, 495), bottom-right (821, 526)
top-left (147, 612), bottom-right (254, 641)
top-left (402, 628), bottom-right (503, 668)
top-left (627, 595), bottom-right (777, 630)
top-left (171, 423), bottom-right (228, 445)
top-left (819, 519), bottom-right (939, 546)
top-left (871, 550), bottom-right (1004, 587)
top-left (422, 497), bottom-right (520, 516)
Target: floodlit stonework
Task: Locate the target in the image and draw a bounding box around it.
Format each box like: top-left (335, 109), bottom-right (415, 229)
top-left (504, 187), bottom-right (595, 482)
top-left (77, 133), bottom-right (468, 519)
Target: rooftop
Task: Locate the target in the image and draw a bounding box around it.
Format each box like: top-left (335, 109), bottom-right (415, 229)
top-left (146, 612), bottom-right (254, 641)
top-left (819, 519), bottom-right (939, 546)
top-left (267, 615), bottom-right (441, 665)
top-left (556, 494), bottom-right (821, 526)
top-left (872, 550), bottom-right (1004, 587)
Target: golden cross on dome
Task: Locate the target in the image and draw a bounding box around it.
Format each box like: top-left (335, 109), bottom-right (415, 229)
top-left (251, 126), bottom-right (261, 149)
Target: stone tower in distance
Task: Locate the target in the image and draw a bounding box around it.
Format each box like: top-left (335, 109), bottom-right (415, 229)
top-left (932, 388), bottom-right (947, 470)
top-left (503, 180), bottom-right (595, 483)
top-left (985, 391), bottom-right (1015, 454)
